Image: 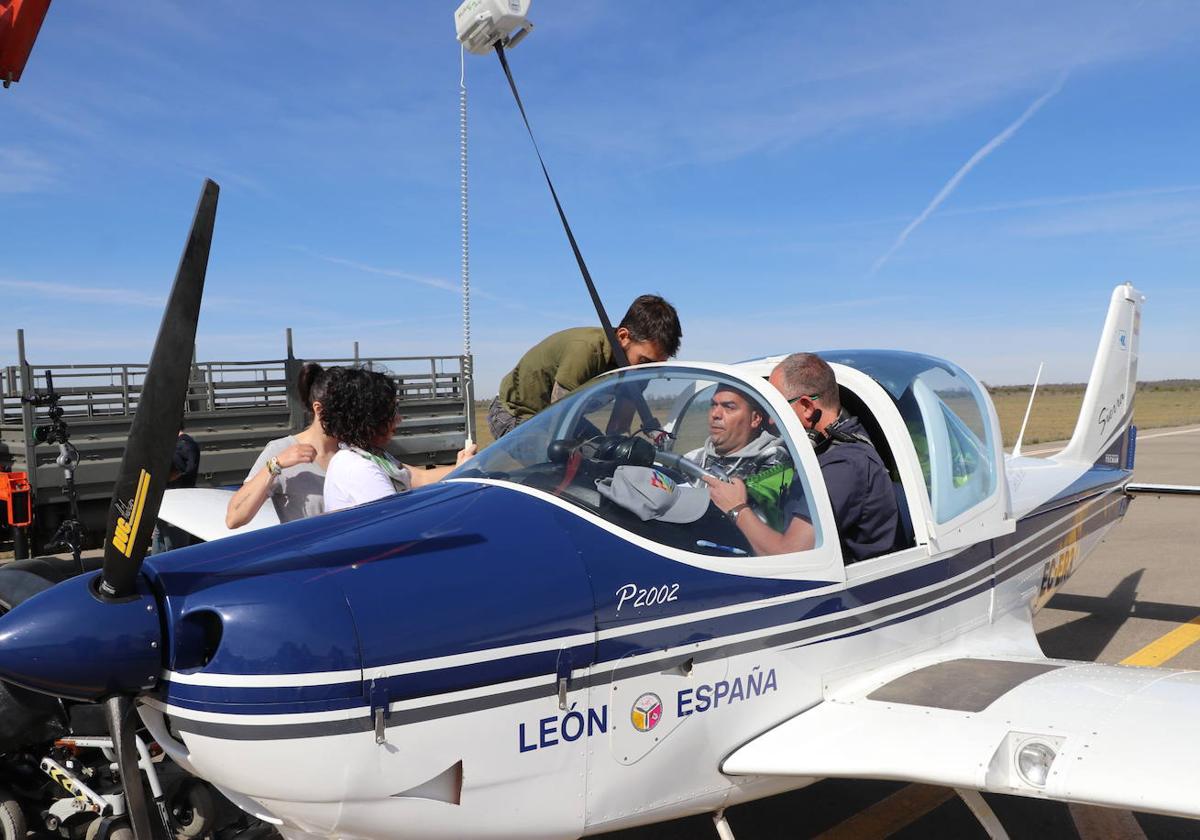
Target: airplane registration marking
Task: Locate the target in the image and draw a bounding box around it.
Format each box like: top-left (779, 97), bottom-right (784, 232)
top-left (615, 582), bottom-right (679, 613)
top-left (1120, 616), bottom-right (1200, 668)
top-left (1036, 505), bottom-right (1088, 604)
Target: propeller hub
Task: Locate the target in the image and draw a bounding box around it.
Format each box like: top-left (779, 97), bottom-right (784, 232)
top-left (0, 572), bottom-right (162, 702)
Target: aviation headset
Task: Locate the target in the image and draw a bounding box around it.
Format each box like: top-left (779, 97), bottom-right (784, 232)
top-left (804, 407), bottom-right (873, 454)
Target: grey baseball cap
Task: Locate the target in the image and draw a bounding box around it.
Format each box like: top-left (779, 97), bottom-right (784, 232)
top-left (596, 466), bottom-right (711, 523)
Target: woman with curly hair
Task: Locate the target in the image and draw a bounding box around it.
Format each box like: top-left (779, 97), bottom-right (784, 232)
top-left (322, 367), bottom-right (476, 512)
top-left (226, 361), bottom-right (339, 528)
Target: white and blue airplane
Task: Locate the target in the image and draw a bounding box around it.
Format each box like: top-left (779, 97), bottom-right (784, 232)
top-left (1, 6), bottom-right (1198, 840)
top-left (2, 250), bottom-right (1195, 840)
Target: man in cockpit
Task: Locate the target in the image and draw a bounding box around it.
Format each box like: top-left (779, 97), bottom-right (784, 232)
top-left (683, 386), bottom-right (788, 481)
top-left (704, 354), bottom-right (898, 563)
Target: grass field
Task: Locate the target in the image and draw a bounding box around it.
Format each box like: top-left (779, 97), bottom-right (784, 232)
top-left (473, 380), bottom-right (1200, 450)
top-left (988, 380), bottom-right (1200, 447)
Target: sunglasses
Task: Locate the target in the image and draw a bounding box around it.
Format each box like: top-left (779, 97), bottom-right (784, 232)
top-left (786, 393), bottom-right (820, 405)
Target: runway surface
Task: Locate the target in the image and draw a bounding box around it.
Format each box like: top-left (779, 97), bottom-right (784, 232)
top-left (602, 425), bottom-right (1200, 840)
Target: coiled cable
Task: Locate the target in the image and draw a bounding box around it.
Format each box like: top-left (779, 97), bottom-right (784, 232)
top-left (459, 45), bottom-right (475, 441)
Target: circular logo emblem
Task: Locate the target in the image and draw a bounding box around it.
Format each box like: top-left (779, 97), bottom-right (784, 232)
top-left (630, 692), bottom-right (663, 733)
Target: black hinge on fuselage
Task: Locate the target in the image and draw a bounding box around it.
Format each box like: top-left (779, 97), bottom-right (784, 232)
top-left (555, 648), bottom-right (574, 710)
top-left (370, 679), bottom-right (390, 744)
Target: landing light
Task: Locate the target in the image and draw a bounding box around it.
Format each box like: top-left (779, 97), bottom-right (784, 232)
top-left (1015, 740), bottom-right (1057, 788)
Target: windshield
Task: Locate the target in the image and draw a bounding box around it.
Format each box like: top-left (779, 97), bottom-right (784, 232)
top-left (453, 367), bottom-right (821, 558)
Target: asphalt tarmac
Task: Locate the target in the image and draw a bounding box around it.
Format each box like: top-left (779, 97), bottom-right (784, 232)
top-left (601, 425), bottom-right (1200, 840)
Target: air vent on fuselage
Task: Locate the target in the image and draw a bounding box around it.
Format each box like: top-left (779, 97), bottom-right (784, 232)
top-left (389, 760), bottom-right (463, 806)
top-left (173, 609), bottom-right (223, 671)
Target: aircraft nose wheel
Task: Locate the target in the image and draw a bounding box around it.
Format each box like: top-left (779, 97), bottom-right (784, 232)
top-left (84, 817), bottom-right (134, 840)
top-left (0, 787), bottom-right (26, 840)
top-left (168, 779), bottom-right (216, 840)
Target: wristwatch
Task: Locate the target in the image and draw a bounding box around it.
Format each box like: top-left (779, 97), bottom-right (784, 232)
top-left (266, 457), bottom-right (283, 477)
top-left (726, 502), bottom-right (750, 523)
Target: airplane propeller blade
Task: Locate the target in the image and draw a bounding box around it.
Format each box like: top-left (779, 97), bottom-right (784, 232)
top-left (104, 695), bottom-right (159, 840)
top-left (98, 180), bottom-right (217, 840)
top-left (0, 182), bottom-right (218, 840)
top-left (99, 179), bottom-right (218, 599)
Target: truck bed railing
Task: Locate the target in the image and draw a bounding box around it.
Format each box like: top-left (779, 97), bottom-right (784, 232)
top-left (0, 332), bottom-right (475, 515)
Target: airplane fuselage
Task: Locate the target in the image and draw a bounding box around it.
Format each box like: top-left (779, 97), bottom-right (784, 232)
top-left (139, 450), bottom-right (1130, 839)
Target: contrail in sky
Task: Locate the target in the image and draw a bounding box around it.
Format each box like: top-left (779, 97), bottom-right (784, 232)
top-left (871, 71), bottom-right (1069, 274)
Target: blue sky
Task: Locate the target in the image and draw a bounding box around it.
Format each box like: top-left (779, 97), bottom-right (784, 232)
top-left (2, 1), bottom-right (1198, 395)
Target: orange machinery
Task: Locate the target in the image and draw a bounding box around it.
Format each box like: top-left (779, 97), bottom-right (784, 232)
top-left (1, 470), bottom-right (32, 559)
top-left (0, 471), bottom-right (32, 528)
top-left (0, 0), bottom-right (51, 88)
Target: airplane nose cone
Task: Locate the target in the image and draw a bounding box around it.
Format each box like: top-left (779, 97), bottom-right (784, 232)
top-left (0, 573), bottom-right (162, 702)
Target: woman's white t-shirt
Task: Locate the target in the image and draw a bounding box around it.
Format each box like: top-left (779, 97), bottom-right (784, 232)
top-left (323, 449), bottom-right (412, 513)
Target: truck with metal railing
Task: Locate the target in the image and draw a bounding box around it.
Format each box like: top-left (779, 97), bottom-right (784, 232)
top-left (1, 329), bottom-right (473, 553)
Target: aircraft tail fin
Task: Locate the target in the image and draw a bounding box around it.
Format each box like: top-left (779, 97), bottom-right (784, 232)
top-left (1054, 283), bottom-right (1144, 467)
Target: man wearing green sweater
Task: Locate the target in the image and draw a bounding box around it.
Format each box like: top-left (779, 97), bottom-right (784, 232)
top-left (487, 294), bottom-right (683, 440)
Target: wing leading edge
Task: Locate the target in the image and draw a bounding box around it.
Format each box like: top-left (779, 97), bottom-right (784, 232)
top-left (158, 487), bottom-right (279, 542)
top-left (723, 656), bottom-right (1200, 819)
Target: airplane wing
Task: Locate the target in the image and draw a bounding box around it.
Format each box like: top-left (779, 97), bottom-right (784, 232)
top-left (158, 487), bottom-right (279, 542)
top-left (722, 655), bottom-right (1200, 819)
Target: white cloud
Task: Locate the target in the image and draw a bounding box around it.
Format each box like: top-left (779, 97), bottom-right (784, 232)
top-left (1010, 197), bottom-right (1200, 240)
top-left (871, 73), bottom-right (1068, 273)
top-left (0, 278), bottom-right (162, 307)
top-left (945, 184), bottom-right (1200, 218)
top-left (314, 254), bottom-right (461, 294)
top-left (0, 148), bottom-right (60, 193)
top-left (304, 251), bottom-right (571, 317)
top-left (533, 2), bottom-right (1200, 167)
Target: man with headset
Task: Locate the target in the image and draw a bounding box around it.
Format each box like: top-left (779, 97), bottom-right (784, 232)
top-left (704, 353), bottom-right (898, 562)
